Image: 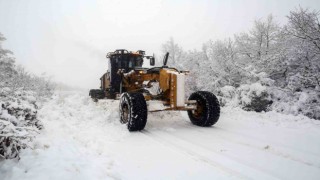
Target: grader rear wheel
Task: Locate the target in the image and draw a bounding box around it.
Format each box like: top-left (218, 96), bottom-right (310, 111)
top-left (119, 92), bottom-right (148, 131)
top-left (187, 91), bottom-right (220, 127)
top-left (89, 89), bottom-right (105, 100)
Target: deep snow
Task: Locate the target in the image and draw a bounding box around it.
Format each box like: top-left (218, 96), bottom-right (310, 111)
top-left (1, 91), bottom-right (320, 180)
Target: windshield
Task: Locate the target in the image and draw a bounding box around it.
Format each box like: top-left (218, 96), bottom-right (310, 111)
top-left (128, 56), bottom-right (143, 68)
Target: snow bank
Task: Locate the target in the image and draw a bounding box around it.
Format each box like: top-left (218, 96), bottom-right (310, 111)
top-left (0, 91), bottom-right (131, 179)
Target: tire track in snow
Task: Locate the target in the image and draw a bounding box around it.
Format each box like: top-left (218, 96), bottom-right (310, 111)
top-left (151, 126), bottom-right (320, 179)
top-left (180, 110), bottom-right (320, 168)
top-left (216, 126), bottom-right (320, 157)
top-left (140, 130), bottom-right (280, 180)
top-left (147, 109), bottom-right (320, 169)
top-left (177, 123), bottom-right (320, 169)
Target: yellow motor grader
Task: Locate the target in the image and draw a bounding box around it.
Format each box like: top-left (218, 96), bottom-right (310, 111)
top-left (89, 49), bottom-right (220, 131)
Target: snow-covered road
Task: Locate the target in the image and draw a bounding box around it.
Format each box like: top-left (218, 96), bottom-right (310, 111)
top-left (1, 91), bottom-right (320, 180)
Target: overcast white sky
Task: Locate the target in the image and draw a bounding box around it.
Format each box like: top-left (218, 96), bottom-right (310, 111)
top-left (0, 0), bottom-right (319, 89)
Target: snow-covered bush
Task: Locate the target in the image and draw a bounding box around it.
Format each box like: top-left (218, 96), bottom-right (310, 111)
top-left (217, 85), bottom-right (236, 106)
top-left (237, 83), bottom-right (272, 112)
top-left (218, 83), bottom-right (320, 120)
top-left (270, 88), bottom-right (320, 120)
top-left (220, 86), bottom-right (236, 98)
top-left (218, 83), bottom-right (272, 112)
top-left (0, 90), bottom-right (42, 159)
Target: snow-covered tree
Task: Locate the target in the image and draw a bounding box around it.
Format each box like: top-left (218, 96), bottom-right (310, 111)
top-left (0, 33), bottom-right (17, 89)
top-left (235, 15), bottom-right (286, 75)
top-left (161, 37), bottom-right (185, 68)
top-left (183, 49), bottom-right (208, 94)
top-left (285, 7), bottom-right (320, 89)
top-left (203, 38), bottom-right (246, 88)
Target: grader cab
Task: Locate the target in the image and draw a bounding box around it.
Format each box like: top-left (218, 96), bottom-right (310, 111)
top-left (89, 49), bottom-right (220, 131)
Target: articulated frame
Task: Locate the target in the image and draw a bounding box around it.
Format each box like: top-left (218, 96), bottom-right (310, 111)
top-left (120, 68), bottom-right (197, 112)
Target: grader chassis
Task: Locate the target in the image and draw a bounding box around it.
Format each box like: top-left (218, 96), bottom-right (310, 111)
top-left (89, 49), bottom-right (220, 131)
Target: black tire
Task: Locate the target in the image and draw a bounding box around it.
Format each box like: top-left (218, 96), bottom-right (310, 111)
top-left (89, 89), bottom-right (105, 99)
top-left (187, 91), bottom-right (220, 127)
top-left (119, 92), bottom-right (148, 131)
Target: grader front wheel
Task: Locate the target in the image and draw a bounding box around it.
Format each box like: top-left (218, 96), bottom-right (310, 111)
top-left (119, 92), bottom-right (148, 131)
top-left (187, 91), bottom-right (220, 127)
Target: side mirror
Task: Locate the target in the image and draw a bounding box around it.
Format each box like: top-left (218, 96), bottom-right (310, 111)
top-left (150, 57), bottom-right (155, 66)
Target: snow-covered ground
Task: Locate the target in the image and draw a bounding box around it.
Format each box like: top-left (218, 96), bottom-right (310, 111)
top-left (1, 91), bottom-right (320, 180)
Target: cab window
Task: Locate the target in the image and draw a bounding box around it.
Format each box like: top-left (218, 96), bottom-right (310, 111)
top-left (135, 57), bottom-right (143, 67)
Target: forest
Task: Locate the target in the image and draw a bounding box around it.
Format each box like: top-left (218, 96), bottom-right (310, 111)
top-left (161, 7), bottom-right (320, 120)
